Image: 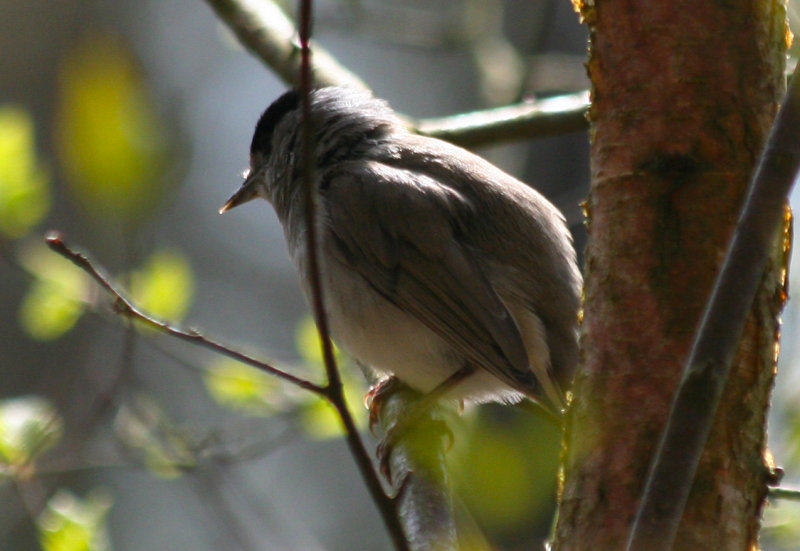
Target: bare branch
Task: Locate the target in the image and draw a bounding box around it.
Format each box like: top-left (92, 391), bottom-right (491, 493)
top-left (202, 0), bottom-right (588, 146)
top-left (46, 230), bottom-right (411, 546)
top-left (44, 232), bottom-right (324, 395)
top-left (626, 62), bottom-right (800, 551)
top-left (293, 3), bottom-right (410, 549)
top-left (769, 487), bottom-right (800, 501)
top-left (202, 0), bottom-right (368, 90)
top-left (415, 91), bottom-right (589, 148)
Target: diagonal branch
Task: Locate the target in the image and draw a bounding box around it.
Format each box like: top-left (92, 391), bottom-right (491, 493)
top-left (201, 0), bottom-right (588, 145)
top-left (625, 62), bottom-right (800, 551)
top-left (203, 0), bottom-right (368, 89)
top-left (47, 230), bottom-right (410, 547)
top-left (296, 3), bottom-right (411, 549)
top-left (45, 232), bottom-right (324, 395)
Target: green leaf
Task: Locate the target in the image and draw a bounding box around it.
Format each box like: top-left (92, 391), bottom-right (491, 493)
top-left (55, 34), bottom-right (170, 225)
top-left (19, 280), bottom-right (86, 341)
top-left (298, 373), bottom-right (368, 439)
top-left (204, 317), bottom-right (368, 438)
top-left (294, 315), bottom-right (341, 367)
top-left (0, 396), bottom-right (63, 477)
top-left (129, 249), bottom-right (194, 322)
top-left (203, 358), bottom-right (282, 415)
top-left (37, 490), bottom-right (112, 551)
top-left (0, 106), bottom-right (50, 238)
top-left (18, 241), bottom-right (88, 341)
top-left (298, 398), bottom-right (344, 439)
top-left (293, 316), bottom-right (367, 438)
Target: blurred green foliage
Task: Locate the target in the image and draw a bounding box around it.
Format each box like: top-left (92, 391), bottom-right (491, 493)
top-left (204, 358), bottom-right (282, 415)
top-left (55, 35), bottom-right (171, 226)
top-left (37, 490), bottom-right (112, 551)
top-left (202, 316), bottom-right (369, 438)
top-left (0, 106), bottom-right (50, 238)
top-left (451, 419), bottom-right (534, 530)
top-left (762, 500), bottom-right (800, 550)
top-left (9, 33), bottom-right (186, 342)
top-left (17, 243), bottom-right (196, 341)
top-left (297, 377), bottom-right (367, 439)
top-left (18, 241), bottom-right (89, 341)
top-left (0, 396), bottom-right (63, 478)
top-left (129, 249), bottom-right (194, 323)
top-left (449, 410), bottom-right (559, 537)
top-left (294, 316), bottom-right (369, 438)
top-left (1, 29), bottom-right (194, 551)
top-left (294, 314), bottom-right (341, 367)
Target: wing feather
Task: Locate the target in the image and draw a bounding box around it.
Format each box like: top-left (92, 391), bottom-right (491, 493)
top-left (322, 161), bottom-right (545, 397)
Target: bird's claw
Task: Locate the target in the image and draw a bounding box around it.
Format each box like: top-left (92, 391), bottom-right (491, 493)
top-left (365, 376), bottom-right (401, 436)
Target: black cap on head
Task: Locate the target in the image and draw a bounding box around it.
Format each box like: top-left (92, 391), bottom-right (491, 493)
top-left (250, 89), bottom-right (302, 158)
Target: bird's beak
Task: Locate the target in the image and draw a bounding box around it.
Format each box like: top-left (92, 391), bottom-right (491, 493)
top-left (219, 170), bottom-right (260, 214)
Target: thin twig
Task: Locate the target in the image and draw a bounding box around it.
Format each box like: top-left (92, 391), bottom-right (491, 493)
top-left (44, 232), bottom-right (323, 396)
top-left (625, 62), bottom-right (800, 551)
top-left (294, 2), bottom-right (409, 549)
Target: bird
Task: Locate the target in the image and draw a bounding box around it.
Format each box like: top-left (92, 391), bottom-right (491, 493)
top-left (220, 86), bottom-right (582, 419)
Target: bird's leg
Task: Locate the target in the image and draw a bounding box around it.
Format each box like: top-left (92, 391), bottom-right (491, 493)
top-left (365, 376), bottom-right (403, 434)
top-left (371, 365), bottom-right (476, 484)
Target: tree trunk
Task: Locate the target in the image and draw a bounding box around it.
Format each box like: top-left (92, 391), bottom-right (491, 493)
top-left (553, 1), bottom-right (788, 549)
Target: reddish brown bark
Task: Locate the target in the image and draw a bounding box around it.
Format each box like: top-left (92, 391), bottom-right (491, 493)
top-left (553, 1), bottom-right (788, 549)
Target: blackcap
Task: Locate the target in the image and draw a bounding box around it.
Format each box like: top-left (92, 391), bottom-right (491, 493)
top-left (221, 87), bottom-right (582, 417)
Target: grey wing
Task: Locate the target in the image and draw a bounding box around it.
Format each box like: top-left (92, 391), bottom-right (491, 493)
top-left (321, 161), bottom-right (547, 398)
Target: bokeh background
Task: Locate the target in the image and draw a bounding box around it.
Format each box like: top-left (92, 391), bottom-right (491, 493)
top-left (1, 1), bottom-right (798, 550)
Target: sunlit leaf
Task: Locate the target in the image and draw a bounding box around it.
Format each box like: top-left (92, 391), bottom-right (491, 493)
top-left (0, 106), bottom-right (50, 238)
top-left (19, 281), bottom-right (85, 341)
top-left (294, 316), bottom-right (367, 438)
top-left (55, 35), bottom-right (170, 225)
top-left (114, 394), bottom-right (195, 479)
top-left (298, 373), bottom-right (367, 439)
top-left (298, 398), bottom-right (343, 439)
top-left (294, 315), bottom-right (341, 367)
top-left (201, 317), bottom-right (368, 439)
top-left (204, 358), bottom-right (282, 415)
top-left (0, 396), bottom-right (63, 476)
top-left (129, 249), bottom-right (193, 322)
top-left (37, 489), bottom-right (112, 551)
top-left (18, 241), bottom-right (89, 341)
